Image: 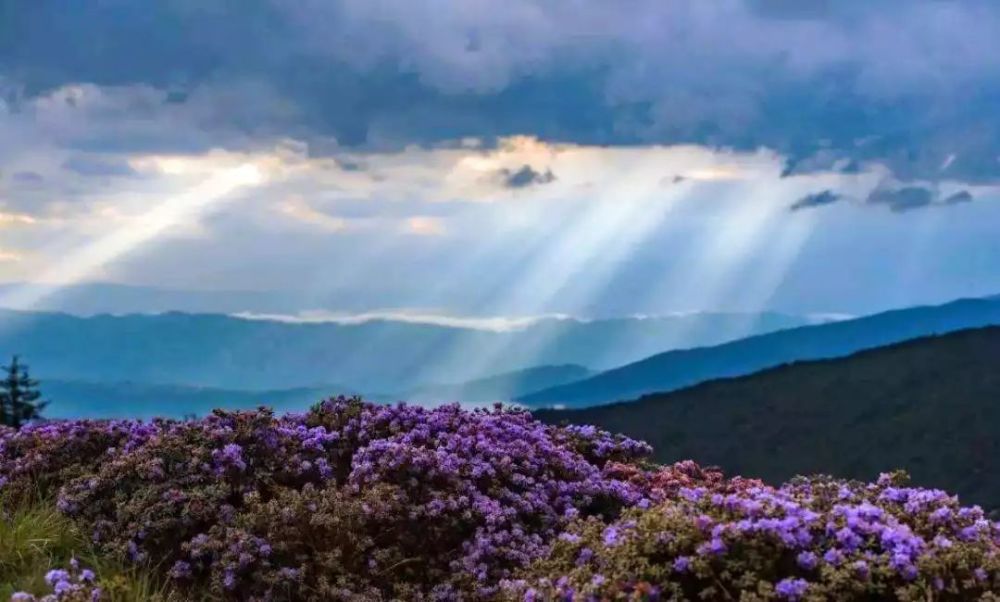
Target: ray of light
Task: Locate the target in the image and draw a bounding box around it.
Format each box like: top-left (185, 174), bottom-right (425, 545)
top-left (0, 164), bottom-right (263, 313)
top-left (627, 179), bottom-right (799, 351)
top-left (723, 208), bottom-right (820, 337)
top-left (888, 205), bottom-right (943, 309)
top-left (309, 217), bottom-right (549, 390)
top-left (418, 159), bottom-right (683, 385)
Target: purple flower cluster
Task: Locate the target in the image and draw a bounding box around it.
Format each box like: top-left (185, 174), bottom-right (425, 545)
top-left (3, 399), bottom-right (652, 599)
top-left (9, 559), bottom-right (100, 601)
top-left (506, 471), bottom-right (1000, 600)
top-left (0, 419), bottom-right (159, 503)
top-left (4, 399), bottom-right (999, 600)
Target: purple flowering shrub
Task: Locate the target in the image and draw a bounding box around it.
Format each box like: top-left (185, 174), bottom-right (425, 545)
top-left (56, 408), bottom-right (323, 572)
top-left (602, 459), bottom-right (766, 503)
top-left (503, 472), bottom-right (1000, 601)
top-left (8, 399), bottom-right (652, 599)
top-left (0, 421), bottom-right (159, 502)
top-left (3, 398), bottom-right (999, 600)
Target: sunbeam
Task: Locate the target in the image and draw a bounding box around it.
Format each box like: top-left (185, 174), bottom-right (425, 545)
top-left (626, 178), bottom-right (792, 350)
top-left (419, 155), bottom-right (684, 385)
top-left (0, 163), bottom-right (263, 312)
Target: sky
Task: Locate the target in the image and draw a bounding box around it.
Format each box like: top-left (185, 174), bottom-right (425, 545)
top-left (0, 0), bottom-right (998, 319)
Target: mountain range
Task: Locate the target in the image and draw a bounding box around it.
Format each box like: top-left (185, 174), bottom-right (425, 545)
top-left (0, 307), bottom-right (811, 393)
top-left (41, 365), bottom-right (590, 420)
top-left (40, 379), bottom-right (342, 421)
top-left (6, 290), bottom-right (1000, 424)
top-left (518, 296), bottom-right (1000, 408)
top-left (370, 364), bottom-right (594, 405)
top-left (536, 326), bottom-right (1000, 511)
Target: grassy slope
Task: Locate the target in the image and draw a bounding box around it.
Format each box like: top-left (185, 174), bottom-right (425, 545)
top-left (537, 326), bottom-right (1000, 510)
top-left (0, 498), bottom-right (174, 600)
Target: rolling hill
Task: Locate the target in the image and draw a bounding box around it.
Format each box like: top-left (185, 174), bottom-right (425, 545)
top-left (40, 380), bottom-right (346, 420)
top-left (373, 364), bottom-right (593, 404)
top-left (0, 308), bottom-right (812, 392)
top-left (41, 365), bottom-right (590, 419)
top-left (536, 326), bottom-right (1000, 510)
top-left (519, 296), bottom-right (1000, 408)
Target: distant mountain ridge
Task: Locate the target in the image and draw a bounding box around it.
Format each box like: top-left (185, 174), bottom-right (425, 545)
top-left (518, 296), bottom-right (1000, 408)
top-left (536, 326), bottom-right (1000, 510)
top-left (41, 379), bottom-right (347, 420)
top-left (373, 364), bottom-right (593, 404)
top-left (0, 308), bottom-right (812, 392)
top-left (42, 365), bottom-right (591, 420)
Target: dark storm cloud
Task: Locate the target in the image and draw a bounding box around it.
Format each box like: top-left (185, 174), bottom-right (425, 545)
top-left (789, 186), bottom-right (981, 213)
top-left (789, 189), bottom-right (841, 211)
top-left (865, 186), bottom-right (978, 213)
top-left (867, 187), bottom-right (935, 213)
top-left (499, 165), bottom-right (556, 189)
top-left (1, 1), bottom-right (999, 182)
top-left (943, 190), bottom-right (974, 205)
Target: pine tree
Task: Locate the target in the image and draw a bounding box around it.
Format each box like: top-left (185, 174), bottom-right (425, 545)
top-left (0, 355), bottom-right (48, 428)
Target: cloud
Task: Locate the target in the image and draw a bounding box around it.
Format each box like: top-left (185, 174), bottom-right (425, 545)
top-left (865, 185), bottom-right (979, 213)
top-left (9, 171), bottom-right (44, 184)
top-left (405, 216), bottom-right (446, 236)
top-left (2, 1), bottom-right (999, 182)
top-left (232, 309), bottom-right (575, 332)
top-left (867, 186), bottom-right (934, 212)
top-left (0, 211), bottom-right (38, 226)
top-left (498, 164), bottom-right (556, 189)
top-left (943, 190), bottom-right (974, 205)
top-left (62, 155), bottom-right (137, 177)
top-left (278, 196), bottom-right (350, 232)
top-left (789, 189), bottom-right (841, 211)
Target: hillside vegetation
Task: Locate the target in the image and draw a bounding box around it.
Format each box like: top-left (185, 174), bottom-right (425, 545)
top-left (2, 399), bottom-right (998, 600)
top-left (538, 326), bottom-right (1000, 511)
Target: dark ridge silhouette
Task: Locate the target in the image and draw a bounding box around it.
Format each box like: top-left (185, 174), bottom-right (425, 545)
top-left (519, 296), bottom-right (1000, 408)
top-left (537, 326), bottom-right (1000, 510)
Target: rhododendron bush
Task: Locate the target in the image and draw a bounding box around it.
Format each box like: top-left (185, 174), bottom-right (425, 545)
top-left (503, 473), bottom-right (1000, 601)
top-left (2, 398), bottom-right (998, 601)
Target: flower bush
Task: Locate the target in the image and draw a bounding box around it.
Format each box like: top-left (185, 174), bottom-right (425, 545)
top-left (0, 420), bottom-right (159, 502)
top-left (3, 399), bottom-right (651, 600)
top-left (2, 397), bottom-right (999, 601)
top-left (503, 472), bottom-right (1000, 601)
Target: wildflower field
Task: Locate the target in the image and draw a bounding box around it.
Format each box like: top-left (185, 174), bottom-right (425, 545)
top-left (1, 398), bottom-right (998, 601)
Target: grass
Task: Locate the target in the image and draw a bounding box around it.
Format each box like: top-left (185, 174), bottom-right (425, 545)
top-left (0, 494), bottom-right (177, 601)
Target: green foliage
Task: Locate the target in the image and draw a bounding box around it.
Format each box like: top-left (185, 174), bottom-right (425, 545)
top-left (0, 356), bottom-right (47, 428)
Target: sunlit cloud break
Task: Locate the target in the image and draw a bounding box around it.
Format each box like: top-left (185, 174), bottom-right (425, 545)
top-left (0, 212), bottom-right (37, 226)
